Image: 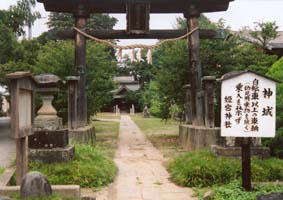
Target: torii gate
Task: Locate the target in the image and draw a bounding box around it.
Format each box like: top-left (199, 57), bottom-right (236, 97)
top-left (37, 0), bottom-right (234, 127)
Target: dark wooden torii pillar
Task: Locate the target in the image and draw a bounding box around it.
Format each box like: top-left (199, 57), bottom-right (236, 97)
top-left (184, 5), bottom-right (204, 126)
top-left (74, 9), bottom-right (89, 127)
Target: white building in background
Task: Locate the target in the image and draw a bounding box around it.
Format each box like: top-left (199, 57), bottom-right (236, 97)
top-left (0, 85), bottom-right (9, 114)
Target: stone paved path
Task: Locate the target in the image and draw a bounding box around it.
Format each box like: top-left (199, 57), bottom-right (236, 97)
top-left (0, 117), bottom-right (15, 168)
top-left (106, 115), bottom-right (196, 200)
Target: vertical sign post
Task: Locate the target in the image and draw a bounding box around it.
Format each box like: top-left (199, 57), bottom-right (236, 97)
top-left (6, 72), bottom-right (36, 185)
top-left (221, 70), bottom-right (278, 191)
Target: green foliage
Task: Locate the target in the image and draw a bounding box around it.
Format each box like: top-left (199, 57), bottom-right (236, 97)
top-left (39, 12), bottom-right (118, 44)
top-left (264, 57), bottom-right (283, 157)
top-left (152, 40), bottom-right (189, 118)
top-left (210, 180), bottom-right (283, 200)
top-left (4, 0), bottom-right (40, 36)
top-left (142, 17), bottom-right (277, 119)
top-left (0, 7), bottom-right (118, 121)
top-left (168, 150), bottom-right (283, 188)
top-left (29, 144), bottom-right (117, 188)
top-left (143, 81), bottom-right (162, 116)
top-left (0, 38), bottom-right (41, 85)
top-left (0, 167), bottom-right (4, 175)
top-left (132, 114), bottom-right (180, 136)
top-left (0, 22), bottom-right (18, 64)
top-left (34, 40), bottom-right (117, 120)
top-left (249, 21), bottom-right (279, 51)
top-left (47, 13), bottom-right (117, 32)
top-left (168, 151), bottom-right (240, 187)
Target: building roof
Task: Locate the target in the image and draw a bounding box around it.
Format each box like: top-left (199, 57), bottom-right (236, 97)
top-left (112, 76), bottom-right (140, 99)
top-left (267, 32), bottom-right (283, 50)
top-left (37, 0), bottom-right (233, 14)
top-left (220, 70), bottom-right (280, 83)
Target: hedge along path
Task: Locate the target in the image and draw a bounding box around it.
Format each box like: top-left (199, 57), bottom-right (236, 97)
top-left (73, 27), bottom-right (199, 64)
top-left (104, 115), bottom-right (196, 200)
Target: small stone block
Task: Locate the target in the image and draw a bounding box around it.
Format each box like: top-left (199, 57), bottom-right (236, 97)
top-left (20, 172), bottom-right (52, 199)
top-left (69, 126), bottom-right (95, 144)
top-left (211, 145), bottom-right (270, 159)
top-left (257, 193), bottom-right (283, 200)
top-left (52, 185), bottom-right (80, 199)
top-left (0, 197), bottom-right (10, 200)
top-left (29, 145), bottom-right (75, 163)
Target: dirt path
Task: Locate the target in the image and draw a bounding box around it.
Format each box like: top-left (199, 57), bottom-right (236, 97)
top-left (103, 115), bottom-right (196, 200)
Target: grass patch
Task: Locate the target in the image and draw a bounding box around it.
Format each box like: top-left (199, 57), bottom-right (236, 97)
top-left (131, 114), bottom-right (183, 159)
top-left (0, 167), bottom-right (4, 175)
top-left (168, 150), bottom-right (283, 188)
top-left (29, 144), bottom-right (117, 188)
top-left (94, 112), bottom-right (120, 120)
top-left (204, 180), bottom-right (283, 200)
top-left (132, 114), bottom-right (180, 135)
top-left (92, 120), bottom-right (119, 158)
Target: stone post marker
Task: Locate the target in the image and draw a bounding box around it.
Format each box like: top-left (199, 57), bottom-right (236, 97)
top-left (6, 71), bottom-right (37, 185)
top-left (66, 76), bottom-right (79, 130)
top-left (202, 76), bottom-right (216, 128)
top-left (29, 74), bottom-right (74, 163)
top-left (20, 171), bottom-right (52, 199)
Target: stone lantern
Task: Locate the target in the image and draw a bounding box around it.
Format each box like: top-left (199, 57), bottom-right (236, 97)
top-left (34, 74), bottom-right (62, 130)
top-left (29, 74), bottom-right (74, 163)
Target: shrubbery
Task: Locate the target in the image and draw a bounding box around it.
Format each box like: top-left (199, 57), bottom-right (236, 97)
top-left (29, 144), bottom-right (117, 188)
top-left (168, 150), bottom-right (283, 188)
top-left (210, 181), bottom-right (283, 200)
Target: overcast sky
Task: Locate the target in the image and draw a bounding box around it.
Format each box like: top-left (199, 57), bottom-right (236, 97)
top-left (1, 0), bottom-right (283, 46)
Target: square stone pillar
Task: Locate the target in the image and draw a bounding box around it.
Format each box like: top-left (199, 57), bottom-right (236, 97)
top-left (202, 76), bottom-right (216, 128)
top-left (66, 76), bottom-right (79, 130)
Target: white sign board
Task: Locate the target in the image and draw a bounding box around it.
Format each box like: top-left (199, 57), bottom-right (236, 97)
top-left (221, 71), bottom-right (276, 138)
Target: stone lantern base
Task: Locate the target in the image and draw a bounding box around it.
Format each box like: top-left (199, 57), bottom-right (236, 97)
top-left (179, 124), bottom-right (270, 158)
top-left (69, 126), bottom-right (95, 144)
top-left (29, 129), bottom-right (75, 163)
top-left (29, 145), bottom-right (75, 163)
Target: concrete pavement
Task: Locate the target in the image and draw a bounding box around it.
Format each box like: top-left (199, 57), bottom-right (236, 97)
top-left (0, 117), bottom-right (15, 168)
top-left (107, 115), bottom-right (196, 200)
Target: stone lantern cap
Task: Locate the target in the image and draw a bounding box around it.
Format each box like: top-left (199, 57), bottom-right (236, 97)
top-left (34, 74), bottom-right (61, 92)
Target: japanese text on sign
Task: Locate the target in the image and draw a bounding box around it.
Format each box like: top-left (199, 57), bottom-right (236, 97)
top-left (221, 72), bottom-right (276, 138)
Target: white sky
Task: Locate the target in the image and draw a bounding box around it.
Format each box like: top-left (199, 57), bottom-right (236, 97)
top-left (1, 0), bottom-right (283, 46)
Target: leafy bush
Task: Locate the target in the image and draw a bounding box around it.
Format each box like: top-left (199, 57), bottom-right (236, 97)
top-left (211, 180), bottom-right (283, 200)
top-left (266, 57), bottom-right (283, 158)
top-left (168, 151), bottom-right (240, 187)
top-left (29, 144), bottom-right (117, 188)
top-left (168, 150), bottom-right (283, 188)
